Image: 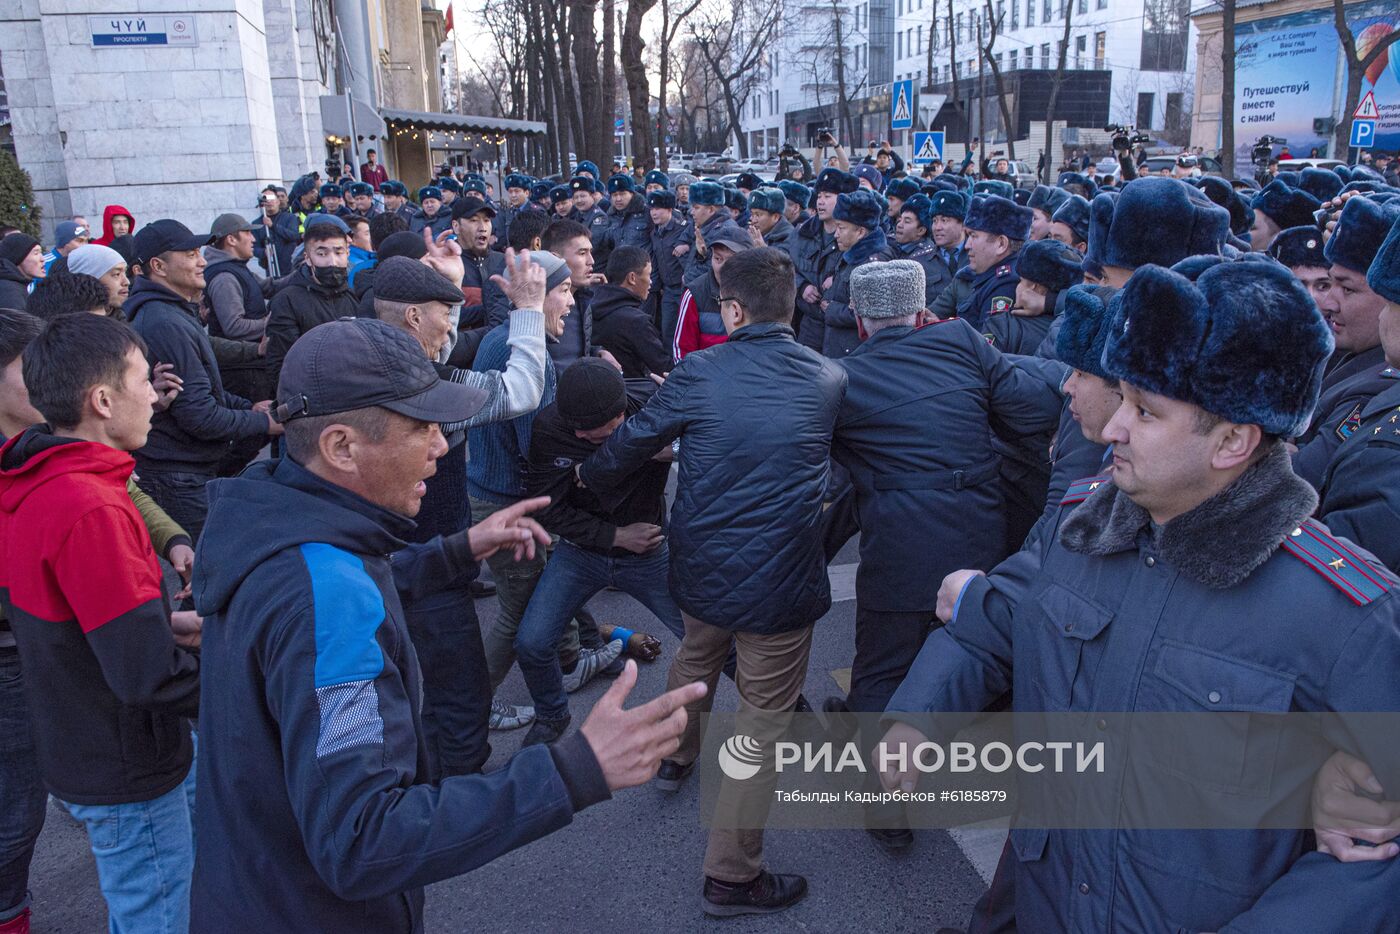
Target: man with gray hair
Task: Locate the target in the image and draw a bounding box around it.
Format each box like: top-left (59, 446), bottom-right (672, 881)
top-left (826, 259), bottom-right (1062, 851)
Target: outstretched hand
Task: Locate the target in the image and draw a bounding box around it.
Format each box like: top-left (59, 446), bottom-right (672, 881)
top-left (469, 495), bottom-right (551, 561)
top-left (422, 228), bottom-right (465, 287)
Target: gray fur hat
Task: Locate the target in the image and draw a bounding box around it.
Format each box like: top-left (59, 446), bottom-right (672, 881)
top-left (851, 260), bottom-right (926, 319)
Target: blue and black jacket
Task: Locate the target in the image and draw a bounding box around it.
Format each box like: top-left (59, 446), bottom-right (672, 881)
top-left (190, 457), bottom-right (609, 933)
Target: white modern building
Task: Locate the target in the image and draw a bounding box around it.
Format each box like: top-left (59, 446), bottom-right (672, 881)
top-left (740, 0), bottom-right (1196, 156)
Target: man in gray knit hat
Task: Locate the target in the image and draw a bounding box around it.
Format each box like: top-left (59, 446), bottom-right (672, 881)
top-left (825, 259), bottom-right (1062, 851)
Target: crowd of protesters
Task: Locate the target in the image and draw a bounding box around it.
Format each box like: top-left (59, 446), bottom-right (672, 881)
top-left (3, 131), bottom-right (1400, 934)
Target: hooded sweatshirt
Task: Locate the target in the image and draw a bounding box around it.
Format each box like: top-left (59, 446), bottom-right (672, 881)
top-left (0, 428), bottom-right (199, 805)
top-left (190, 456), bottom-right (609, 932)
top-left (95, 204), bottom-right (135, 247)
top-left (589, 282), bottom-right (672, 378)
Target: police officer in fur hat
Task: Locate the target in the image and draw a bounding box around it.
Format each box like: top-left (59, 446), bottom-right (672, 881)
top-left (890, 194), bottom-right (949, 308)
top-left (793, 169), bottom-right (856, 351)
top-left (647, 189), bottom-right (693, 347)
top-left (822, 189), bottom-right (897, 357)
top-left (568, 176), bottom-right (612, 248)
top-left (955, 194), bottom-right (1031, 329)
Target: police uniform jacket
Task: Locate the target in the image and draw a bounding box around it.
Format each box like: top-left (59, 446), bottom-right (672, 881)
top-left (793, 215), bottom-right (841, 352)
top-left (1293, 345), bottom-right (1393, 489)
top-left (571, 204), bottom-right (613, 252)
top-left (833, 319), bottom-right (1062, 612)
top-left (1317, 369), bottom-right (1400, 572)
top-left (889, 446), bottom-right (1400, 933)
top-left (896, 238), bottom-right (953, 308)
top-left (957, 257), bottom-right (1020, 331)
top-left (822, 228), bottom-right (897, 358)
top-left (650, 214), bottom-right (694, 291)
top-left (983, 306), bottom-right (1055, 356)
top-left (761, 217), bottom-right (797, 252)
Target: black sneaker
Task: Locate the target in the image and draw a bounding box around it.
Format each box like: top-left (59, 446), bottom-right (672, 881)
top-left (702, 869), bottom-right (808, 917)
top-left (654, 759), bottom-right (695, 793)
top-left (822, 696), bottom-right (858, 741)
top-left (793, 693), bottom-right (813, 713)
top-left (867, 827), bottom-right (914, 853)
top-left (522, 714), bottom-right (571, 747)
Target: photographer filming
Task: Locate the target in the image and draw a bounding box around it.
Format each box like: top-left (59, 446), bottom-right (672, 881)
top-left (776, 140), bottom-right (815, 183)
top-left (862, 140), bottom-right (905, 187)
top-left (1253, 135), bottom-right (1287, 187)
top-left (1105, 124), bottom-right (1149, 183)
top-left (813, 127), bottom-right (851, 172)
top-left (980, 152), bottom-right (1014, 184)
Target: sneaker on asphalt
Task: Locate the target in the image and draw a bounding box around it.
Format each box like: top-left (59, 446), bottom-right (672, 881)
top-left (653, 759), bottom-right (696, 793)
top-left (522, 714), bottom-right (571, 747)
top-left (701, 869), bottom-right (808, 917)
top-left (489, 698), bottom-right (535, 731)
top-left (562, 641), bottom-right (624, 693)
top-left (867, 827), bottom-right (914, 853)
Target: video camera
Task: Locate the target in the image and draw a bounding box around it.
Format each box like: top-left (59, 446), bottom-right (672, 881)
top-left (779, 140), bottom-right (801, 158)
top-left (816, 127), bottom-right (837, 146)
top-left (1252, 135), bottom-right (1287, 166)
top-left (1104, 124), bottom-right (1150, 153)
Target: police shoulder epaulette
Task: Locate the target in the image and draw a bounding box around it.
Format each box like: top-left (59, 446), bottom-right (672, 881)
top-left (1061, 474), bottom-right (1111, 505)
top-left (995, 263), bottom-right (1012, 277)
top-left (1381, 367), bottom-right (1399, 380)
top-left (1280, 519), bottom-right (1391, 606)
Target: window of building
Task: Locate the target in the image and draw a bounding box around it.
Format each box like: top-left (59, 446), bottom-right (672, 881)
top-left (1137, 91), bottom-right (1155, 128)
top-left (898, 31), bottom-right (904, 58)
top-left (1075, 33), bottom-right (1086, 66)
top-left (1140, 0), bottom-right (1190, 71)
top-left (917, 25), bottom-right (923, 54)
top-left (1094, 30), bottom-right (1105, 64)
top-left (1026, 0), bottom-right (1035, 24)
top-left (1009, 48), bottom-right (1018, 69)
top-left (1041, 42), bottom-right (1051, 67)
top-left (1165, 91), bottom-right (1183, 132)
top-left (997, 0), bottom-right (1006, 23)
top-left (1077, 0), bottom-right (1086, 14)
top-left (1043, 0), bottom-right (1052, 22)
top-left (1011, 0), bottom-right (1019, 29)
top-left (1096, 0), bottom-right (1107, 8)
top-left (956, 12), bottom-right (963, 41)
top-left (1025, 45), bottom-right (1034, 67)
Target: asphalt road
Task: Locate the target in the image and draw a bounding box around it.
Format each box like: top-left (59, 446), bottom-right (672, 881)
top-left (27, 535), bottom-right (995, 933)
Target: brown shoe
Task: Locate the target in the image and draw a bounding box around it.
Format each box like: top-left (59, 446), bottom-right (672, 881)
top-left (701, 869), bottom-right (808, 917)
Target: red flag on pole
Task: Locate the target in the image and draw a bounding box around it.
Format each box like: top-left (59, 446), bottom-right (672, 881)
top-left (445, 1), bottom-right (454, 33)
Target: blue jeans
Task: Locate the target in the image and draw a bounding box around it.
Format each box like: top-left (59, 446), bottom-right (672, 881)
top-left (516, 541), bottom-right (683, 720)
top-left (0, 648), bottom-right (46, 925)
top-left (61, 760), bottom-right (197, 934)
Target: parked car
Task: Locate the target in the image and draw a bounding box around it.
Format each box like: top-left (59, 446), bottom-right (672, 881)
top-left (1277, 158), bottom-right (1347, 172)
top-left (696, 155), bottom-right (738, 175)
top-left (1139, 154), bottom-right (1226, 177)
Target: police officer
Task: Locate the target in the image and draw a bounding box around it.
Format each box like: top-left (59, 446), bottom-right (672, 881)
top-left (820, 189), bottom-right (896, 358)
top-left (530, 181), bottom-right (554, 213)
top-left (647, 189), bottom-right (692, 348)
top-left (382, 181), bottom-right (420, 224)
top-left (793, 168), bottom-right (853, 351)
top-left (890, 194), bottom-right (948, 308)
top-left (345, 181), bottom-right (380, 220)
top-left (886, 259), bottom-right (1400, 933)
top-left (747, 188), bottom-right (795, 252)
top-left (883, 177), bottom-right (921, 234)
top-left (1316, 209), bottom-right (1400, 572)
top-left (568, 176), bottom-right (612, 250)
top-left (953, 194), bottom-right (1029, 330)
top-left (494, 173), bottom-right (534, 250)
top-left (1288, 197), bottom-right (1400, 487)
top-left (672, 173), bottom-right (697, 216)
top-left (438, 175), bottom-right (462, 211)
top-left (1027, 184), bottom-right (1070, 240)
top-left (683, 181), bottom-right (731, 280)
top-left (410, 185), bottom-right (453, 238)
top-left (982, 238), bottom-right (1082, 355)
top-left (829, 260), bottom-right (1062, 851)
top-left (549, 185), bottom-right (574, 220)
top-left (598, 175), bottom-right (650, 269)
top-left (926, 191), bottom-right (973, 320)
top-left (778, 180), bottom-right (811, 227)
top-left (725, 185), bottom-right (750, 229)
top-left (1047, 193), bottom-right (1091, 252)
top-left (317, 183), bottom-right (353, 218)
top-left (643, 169), bottom-right (670, 195)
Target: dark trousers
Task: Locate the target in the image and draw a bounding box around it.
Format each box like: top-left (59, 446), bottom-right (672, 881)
top-left (219, 365), bottom-right (274, 477)
top-left (849, 606), bottom-right (937, 828)
top-left (0, 648), bottom-right (47, 924)
top-left (967, 839), bottom-right (1018, 933)
top-left (135, 468), bottom-right (214, 546)
top-left (402, 586), bottom-right (492, 779)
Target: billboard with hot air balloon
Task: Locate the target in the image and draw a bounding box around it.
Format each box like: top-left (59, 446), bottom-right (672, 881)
top-left (1233, 1), bottom-right (1399, 161)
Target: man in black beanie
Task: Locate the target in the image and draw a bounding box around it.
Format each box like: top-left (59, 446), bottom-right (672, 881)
top-left (515, 359), bottom-right (677, 746)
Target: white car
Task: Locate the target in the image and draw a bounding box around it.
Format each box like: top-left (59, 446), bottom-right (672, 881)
top-left (1277, 158), bottom-right (1347, 171)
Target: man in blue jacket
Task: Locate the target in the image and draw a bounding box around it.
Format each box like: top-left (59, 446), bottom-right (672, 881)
top-left (882, 261), bottom-right (1400, 932)
top-left (581, 247), bottom-right (847, 918)
top-left (190, 318), bottom-right (705, 933)
top-left (126, 220), bottom-right (280, 543)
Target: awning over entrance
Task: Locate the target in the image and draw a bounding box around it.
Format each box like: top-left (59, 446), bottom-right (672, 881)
top-left (320, 94), bottom-right (387, 142)
top-left (379, 108), bottom-right (548, 137)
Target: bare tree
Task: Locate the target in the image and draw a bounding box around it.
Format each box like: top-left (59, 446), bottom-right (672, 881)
top-left (690, 0), bottom-right (784, 157)
top-left (1330, 0), bottom-right (1399, 160)
top-left (1040, 0), bottom-right (1074, 181)
top-left (569, 0), bottom-right (613, 169)
top-left (790, 0), bottom-right (865, 143)
top-left (656, 0), bottom-right (703, 168)
top-left (978, 0), bottom-right (1016, 159)
top-left (622, 0), bottom-right (659, 169)
top-left (946, 0), bottom-right (964, 133)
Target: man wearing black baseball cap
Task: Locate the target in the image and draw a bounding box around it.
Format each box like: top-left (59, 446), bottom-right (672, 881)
top-left (190, 316), bottom-right (705, 933)
top-left (451, 195), bottom-right (510, 345)
top-left (125, 220), bottom-right (280, 545)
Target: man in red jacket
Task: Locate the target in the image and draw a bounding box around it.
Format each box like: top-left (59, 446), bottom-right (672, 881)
top-left (0, 314), bottom-right (200, 934)
top-left (359, 148), bottom-right (389, 191)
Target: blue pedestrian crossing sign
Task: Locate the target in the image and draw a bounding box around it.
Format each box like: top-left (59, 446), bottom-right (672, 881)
top-left (1350, 119), bottom-right (1376, 149)
top-left (891, 79), bottom-right (914, 130)
top-left (911, 131), bottom-right (945, 165)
